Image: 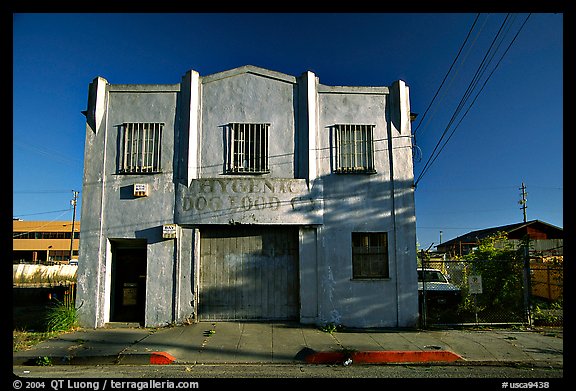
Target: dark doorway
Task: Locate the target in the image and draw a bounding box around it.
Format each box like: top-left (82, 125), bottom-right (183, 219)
top-left (110, 244), bottom-right (147, 324)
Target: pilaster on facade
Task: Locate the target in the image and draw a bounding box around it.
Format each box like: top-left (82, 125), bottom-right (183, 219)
top-left (306, 71), bottom-right (319, 186)
top-left (183, 70), bottom-right (201, 186)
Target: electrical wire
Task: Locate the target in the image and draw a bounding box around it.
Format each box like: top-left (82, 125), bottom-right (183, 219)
top-left (415, 13), bottom-right (532, 187)
top-left (12, 209), bottom-right (72, 237)
top-left (416, 14), bottom-right (532, 186)
top-left (416, 14), bottom-right (513, 185)
top-left (13, 15), bottom-right (536, 219)
top-left (413, 13), bottom-right (482, 137)
top-left (13, 208), bottom-right (72, 218)
top-left (14, 190), bottom-right (82, 194)
top-left (14, 140), bottom-right (83, 167)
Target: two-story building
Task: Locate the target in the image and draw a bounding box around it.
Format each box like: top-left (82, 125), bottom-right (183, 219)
top-left (76, 65), bottom-right (418, 329)
top-left (13, 220), bottom-right (80, 264)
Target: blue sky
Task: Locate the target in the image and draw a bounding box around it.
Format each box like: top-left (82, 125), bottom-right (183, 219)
top-left (12, 13), bottom-right (563, 250)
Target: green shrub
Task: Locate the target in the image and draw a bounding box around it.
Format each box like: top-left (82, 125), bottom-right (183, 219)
top-left (35, 356), bottom-right (52, 366)
top-left (45, 300), bottom-right (78, 332)
top-left (532, 298), bottom-right (563, 326)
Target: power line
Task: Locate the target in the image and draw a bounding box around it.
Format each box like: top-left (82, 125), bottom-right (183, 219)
top-left (14, 190), bottom-right (82, 194)
top-left (414, 13), bottom-right (531, 187)
top-left (13, 16), bottom-right (536, 221)
top-left (13, 140), bottom-right (83, 167)
top-left (12, 209), bottom-right (72, 237)
top-left (413, 13), bottom-right (482, 137)
top-left (530, 186), bottom-right (562, 191)
top-left (14, 208), bottom-right (72, 218)
top-left (414, 185), bottom-right (517, 193)
top-left (416, 14), bottom-right (532, 186)
top-left (416, 14), bottom-right (513, 185)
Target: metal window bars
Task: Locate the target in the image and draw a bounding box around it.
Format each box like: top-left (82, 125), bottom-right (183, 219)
top-left (352, 232), bottom-right (389, 279)
top-left (121, 122), bottom-right (163, 173)
top-left (335, 124), bottom-right (375, 173)
top-left (228, 123), bottom-right (270, 174)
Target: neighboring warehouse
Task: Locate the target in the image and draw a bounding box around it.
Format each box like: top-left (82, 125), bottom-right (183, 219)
top-left (76, 65), bottom-right (418, 329)
top-left (13, 220), bottom-right (80, 264)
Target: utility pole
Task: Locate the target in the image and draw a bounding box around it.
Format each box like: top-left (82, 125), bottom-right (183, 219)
top-left (519, 182), bottom-right (527, 223)
top-left (69, 190), bottom-right (79, 262)
top-left (519, 182), bottom-right (532, 326)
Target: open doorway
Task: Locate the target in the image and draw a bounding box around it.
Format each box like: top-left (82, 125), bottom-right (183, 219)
top-left (110, 241), bottom-right (147, 324)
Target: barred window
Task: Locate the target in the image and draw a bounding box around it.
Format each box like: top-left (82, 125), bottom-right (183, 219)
top-left (120, 122), bottom-right (163, 173)
top-left (227, 123), bottom-right (269, 174)
top-left (352, 232), bottom-right (389, 279)
top-left (334, 124), bottom-right (375, 174)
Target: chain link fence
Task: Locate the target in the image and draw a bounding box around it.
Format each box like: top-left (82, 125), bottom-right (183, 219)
top-left (418, 258), bottom-right (563, 327)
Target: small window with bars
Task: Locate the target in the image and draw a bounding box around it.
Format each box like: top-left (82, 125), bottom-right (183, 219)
top-left (120, 122), bottom-right (163, 174)
top-left (352, 232), bottom-right (389, 279)
top-left (334, 124), bottom-right (376, 174)
top-left (227, 123), bottom-right (270, 174)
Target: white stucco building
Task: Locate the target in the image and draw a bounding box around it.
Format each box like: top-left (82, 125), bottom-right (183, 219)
top-left (76, 65), bottom-right (419, 329)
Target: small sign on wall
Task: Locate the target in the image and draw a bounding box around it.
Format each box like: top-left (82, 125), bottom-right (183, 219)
top-left (163, 224), bottom-right (177, 239)
top-left (134, 184), bottom-right (149, 197)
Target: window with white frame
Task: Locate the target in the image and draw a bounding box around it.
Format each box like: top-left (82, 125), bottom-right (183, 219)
top-left (227, 123), bottom-right (269, 174)
top-left (352, 232), bottom-right (389, 279)
top-left (119, 122), bottom-right (163, 173)
top-left (334, 124), bottom-right (375, 174)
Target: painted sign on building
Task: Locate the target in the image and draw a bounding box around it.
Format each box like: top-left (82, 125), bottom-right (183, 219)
top-left (176, 178), bottom-right (323, 225)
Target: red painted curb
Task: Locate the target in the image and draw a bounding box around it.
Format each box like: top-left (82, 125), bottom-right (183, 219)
top-left (150, 351), bottom-right (177, 365)
top-left (306, 350), bottom-right (463, 364)
top-left (306, 352), bottom-right (347, 364)
top-left (352, 350), bottom-right (462, 363)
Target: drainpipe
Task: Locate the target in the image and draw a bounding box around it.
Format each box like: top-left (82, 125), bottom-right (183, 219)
top-left (173, 227), bottom-right (181, 323)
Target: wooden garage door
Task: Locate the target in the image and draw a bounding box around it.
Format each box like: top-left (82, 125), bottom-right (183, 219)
top-left (199, 226), bottom-right (299, 320)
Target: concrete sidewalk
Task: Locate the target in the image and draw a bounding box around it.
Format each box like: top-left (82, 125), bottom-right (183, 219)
top-left (13, 322), bottom-right (563, 368)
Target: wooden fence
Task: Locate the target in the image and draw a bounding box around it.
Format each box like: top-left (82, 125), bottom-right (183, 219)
top-left (530, 259), bottom-right (563, 301)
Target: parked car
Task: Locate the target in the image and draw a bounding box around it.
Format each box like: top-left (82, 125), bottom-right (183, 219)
top-left (417, 268), bottom-right (462, 310)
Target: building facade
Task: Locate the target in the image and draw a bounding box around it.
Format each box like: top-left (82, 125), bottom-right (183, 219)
top-left (76, 65), bottom-right (418, 328)
top-left (13, 220), bottom-right (80, 264)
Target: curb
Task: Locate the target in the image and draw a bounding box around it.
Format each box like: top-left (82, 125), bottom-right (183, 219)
top-left (305, 350), bottom-right (463, 364)
top-left (14, 352), bottom-right (177, 366)
top-left (118, 352), bottom-right (177, 365)
top-left (14, 352), bottom-right (562, 368)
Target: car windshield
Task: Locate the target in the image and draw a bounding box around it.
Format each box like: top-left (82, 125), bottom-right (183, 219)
top-left (418, 270), bottom-right (448, 283)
